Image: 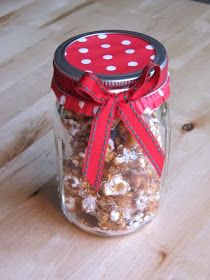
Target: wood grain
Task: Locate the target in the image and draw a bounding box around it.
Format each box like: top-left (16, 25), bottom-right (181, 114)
top-left (0, 0), bottom-right (210, 279)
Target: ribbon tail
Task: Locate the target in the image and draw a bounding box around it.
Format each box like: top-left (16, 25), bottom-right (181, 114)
top-left (82, 98), bottom-right (115, 190)
top-left (117, 102), bottom-right (165, 176)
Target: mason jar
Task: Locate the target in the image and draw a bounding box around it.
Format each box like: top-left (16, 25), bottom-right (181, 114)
top-left (51, 30), bottom-right (171, 236)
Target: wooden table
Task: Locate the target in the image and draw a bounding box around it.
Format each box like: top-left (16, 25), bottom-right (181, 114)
top-left (1, 0), bottom-right (210, 279)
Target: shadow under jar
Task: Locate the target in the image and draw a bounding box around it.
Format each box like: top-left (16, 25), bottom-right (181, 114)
top-left (51, 30), bottom-right (171, 236)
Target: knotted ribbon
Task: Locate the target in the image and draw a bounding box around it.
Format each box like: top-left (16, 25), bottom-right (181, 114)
top-left (71, 62), bottom-right (166, 190)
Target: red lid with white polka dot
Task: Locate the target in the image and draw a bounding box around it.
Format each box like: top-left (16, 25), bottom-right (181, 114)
top-left (53, 30), bottom-right (167, 90)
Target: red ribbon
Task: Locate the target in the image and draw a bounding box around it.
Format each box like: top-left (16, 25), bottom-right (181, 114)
top-left (73, 62), bottom-right (165, 190)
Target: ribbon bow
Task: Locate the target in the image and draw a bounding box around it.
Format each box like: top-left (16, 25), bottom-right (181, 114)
top-left (75, 62), bottom-right (165, 190)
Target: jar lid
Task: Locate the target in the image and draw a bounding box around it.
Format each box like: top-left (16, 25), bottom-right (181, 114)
top-left (53, 30), bottom-right (167, 89)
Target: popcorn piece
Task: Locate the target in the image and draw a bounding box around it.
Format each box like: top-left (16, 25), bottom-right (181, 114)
top-left (114, 148), bottom-right (138, 164)
top-left (149, 191), bottom-right (160, 201)
top-left (132, 221), bottom-right (141, 228)
top-left (105, 140), bottom-right (116, 162)
top-left (123, 208), bottom-right (132, 221)
top-left (103, 175), bottom-right (130, 196)
top-left (78, 152), bottom-right (85, 158)
top-left (78, 189), bottom-right (87, 198)
top-left (82, 195), bottom-right (96, 214)
top-left (134, 212), bottom-right (144, 221)
top-left (72, 159), bottom-right (79, 167)
top-left (139, 157), bottom-right (146, 168)
top-left (108, 138), bottom-right (115, 150)
top-left (65, 197), bottom-right (75, 210)
top-left (136, 197), bottom-right (148, 211)
top-left (143, 214), bottom-right (152, 222)
top-left (110, 210), bottom-right (120, 222)
top-left (68, 119), bottom-right (81, 136)
top-left (71, 176), bottom-right (80, 188)
top-left (64, 175), bottom-right (80, 188)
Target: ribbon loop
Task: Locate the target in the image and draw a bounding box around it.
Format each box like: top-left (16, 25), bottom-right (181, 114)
top-left (75, 72), bottom-right (110, 104)
top-left (129, 62), bottom-right (161, 100)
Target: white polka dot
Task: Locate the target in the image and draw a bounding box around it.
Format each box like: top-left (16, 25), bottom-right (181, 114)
top-left (64, 52), bottom-right (67, 56)
top-left (81, 59), bottom-right (91, 65)
top-left (101, 44), bottom-right (110, 48)
top-left (144, 107), bottom-right (152, 114)
top-left (85, 70), bottom-right (93, 73)
top-left (146, 45), bottom-right (154, 50)
top-left (150, 55), bottom-right (155, 60)
top-left (121, 40), bottom-right (131, 45)
top-left (159, 89), bottom-right (164, 97)
top-left (103, 55), bottom-right (113, 60)
top-left (125, 49), bottom-right (135, 54)
top-left (79, 48), bottom-right (88, 53)
top-left (93, 106), bottom-right (99, 114)
top-left (98, 34), bottom-right (107, 39)
top-left (60, 95), bottom-right (66, 105)
top-left (106, 66), bottom-right (116, 71)
top-left (79, 101), bottom-right (85, 108)
top-left (78, 37), bottom-right (87, 42)
top-left (128, 61), bottom-right (138, 67)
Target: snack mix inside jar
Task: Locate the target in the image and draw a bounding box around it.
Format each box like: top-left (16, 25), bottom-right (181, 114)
top-left (51, 30), bottom-right (171, 236)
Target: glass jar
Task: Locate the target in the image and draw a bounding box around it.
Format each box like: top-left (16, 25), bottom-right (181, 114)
top-left (51, 30), bottom-right (171, 236)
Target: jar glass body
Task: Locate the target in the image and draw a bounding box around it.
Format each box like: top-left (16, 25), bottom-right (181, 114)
top-left (53, 92), bottom-right (170, 236)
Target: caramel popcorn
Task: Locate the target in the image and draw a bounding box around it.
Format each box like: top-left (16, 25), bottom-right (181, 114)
top-left (56, 107), bottom-right (165, 235)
